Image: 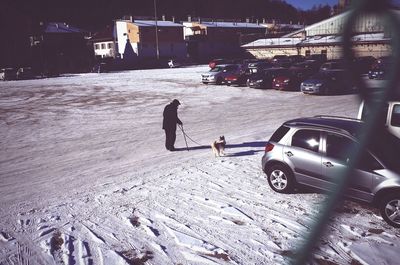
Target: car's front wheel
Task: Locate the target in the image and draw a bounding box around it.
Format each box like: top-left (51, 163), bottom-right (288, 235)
top-left (266, 164), bottom-right (295, 193)
top-left (379, 194), bottom-right (400, 228)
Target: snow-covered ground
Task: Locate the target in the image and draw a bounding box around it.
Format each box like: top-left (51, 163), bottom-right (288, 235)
top-left (0, 66), bottom-right (399, 265)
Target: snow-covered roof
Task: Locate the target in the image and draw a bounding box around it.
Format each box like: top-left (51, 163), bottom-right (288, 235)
top-left (132, 20), bottom-right (184, 27)
top-left (242, 38), bottom-right (302, 48)
top-left (302, 32), bottom-right (389, 44)
top-left (191, 21), bottom-right (266, 29)
top-left (45, 23), bottom-right (85, 34)
top-left (242, 33), bottom-right (389, 48)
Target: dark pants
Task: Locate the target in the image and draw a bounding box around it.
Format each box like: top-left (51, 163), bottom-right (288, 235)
top-left (164, 129), bottom-right (176, 150)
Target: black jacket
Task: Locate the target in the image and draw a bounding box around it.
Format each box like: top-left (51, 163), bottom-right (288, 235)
top-left (162, 103), bottom-right (182, 130)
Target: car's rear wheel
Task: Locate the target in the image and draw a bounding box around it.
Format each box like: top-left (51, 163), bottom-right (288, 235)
top-left (379, 194), bottom-right (400, 228)
top-left (266, 164), bottom-right (295, 193)
top-left (216, 77), bottom-right (223, 85)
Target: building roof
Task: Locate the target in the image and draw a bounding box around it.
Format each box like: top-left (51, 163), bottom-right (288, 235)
top-left (242, 37), bottom-right (302, 48)
top-left (242, 32), bottom-right (389, 48)
top-left (301, 32), bottom-right (389, 45)
top-left (192, 21), bottom-right (265, 29)
top-left (131, 20), bottom-right (184, 27)
top-left (45, 23), bottom-right (85, 34)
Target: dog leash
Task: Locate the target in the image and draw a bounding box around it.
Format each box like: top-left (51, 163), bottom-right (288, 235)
top-left (178, 125), bottom-right (204, 147)
top-left (179, 124), bottom-right (189, 151)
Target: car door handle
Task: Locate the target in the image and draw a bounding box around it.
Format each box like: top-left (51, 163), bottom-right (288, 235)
top-left (323, 162), bottom-right (334, 168)
top-left (285, 151), bottom-right (294, 157)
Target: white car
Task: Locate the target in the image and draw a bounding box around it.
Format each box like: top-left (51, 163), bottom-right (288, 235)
top-left (358, 101), bottom-right (400, 139)
top-left (201, 64), bottom-right (240, 85)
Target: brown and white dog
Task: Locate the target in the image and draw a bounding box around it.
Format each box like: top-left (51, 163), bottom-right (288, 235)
top-left (211, 136), bottom-right (226, 157)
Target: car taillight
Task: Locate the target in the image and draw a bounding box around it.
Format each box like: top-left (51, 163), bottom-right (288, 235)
top-left (265, 142), bottom-right (274, 152)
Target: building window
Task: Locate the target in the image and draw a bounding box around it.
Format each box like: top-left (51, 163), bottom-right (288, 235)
top-left (305, 50), bottom-right (311, 56)
top-left (321, 50), bottom-right (327, 55)
top-left (107, 43), bottom-right (113, 49)
top-left (101, 43), bottom-right (106, 49)
top-left (95, 44), bottom-right (100, 50)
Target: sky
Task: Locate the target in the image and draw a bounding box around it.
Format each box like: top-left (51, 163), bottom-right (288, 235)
top-left (285, 0), bottom-right (338, 10)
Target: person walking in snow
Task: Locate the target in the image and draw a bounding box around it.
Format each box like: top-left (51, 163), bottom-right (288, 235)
top-left (162, 99), bottom-right (183, 151)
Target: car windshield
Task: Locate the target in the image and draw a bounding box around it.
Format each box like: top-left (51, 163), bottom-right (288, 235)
top-left (210, 66), bottom-right (223, 72)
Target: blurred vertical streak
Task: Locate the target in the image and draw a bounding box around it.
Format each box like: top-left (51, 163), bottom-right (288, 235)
top-left (290, 0), bottom-right (400, 264)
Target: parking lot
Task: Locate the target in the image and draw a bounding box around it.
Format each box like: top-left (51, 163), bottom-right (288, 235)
top-left (1, 66), bottom-right (397, 265)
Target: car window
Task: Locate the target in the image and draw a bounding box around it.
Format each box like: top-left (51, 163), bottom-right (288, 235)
top-left (326, 133), bottom-right (382, 170)
top-left (391, 104), bottom-right (400, 127)
top-left (210, 67), bottom-right (223, 72)
top-left (291, 129), bottom-right (320, 152)
top-left (270, 125), bottom-right (290, 142)
top-left (326, 133), bottom-right (354, 162)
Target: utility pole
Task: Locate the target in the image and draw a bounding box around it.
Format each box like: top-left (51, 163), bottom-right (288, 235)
top-left (154, 0), bottom-right (160, 60)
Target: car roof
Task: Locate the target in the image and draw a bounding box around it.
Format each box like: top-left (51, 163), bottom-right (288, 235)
top-left (284, 116), bottom-right (364, 137)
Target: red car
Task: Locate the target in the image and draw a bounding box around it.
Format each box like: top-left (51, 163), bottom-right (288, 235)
top-left (224, 67), bottom-right (248, 86)
top-left (272, 70), bottom-right (304, 91)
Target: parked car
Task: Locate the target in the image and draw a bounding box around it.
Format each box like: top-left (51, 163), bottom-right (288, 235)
top-left (201, 64), bottom-right (241, 85)
top-left (300, 71), bottom-right (354, 95)
top-left (272, 68), bottom-right (311, 91)
top-left (272, 55), bottom-right (291, 67)
top-left (306, 53), bottom-right (327, 63)
top-left (352, 56), bottom-right (377, 74)
top-left (368, 57), bottom-right (390, 79)
top-left (224, 69), bottom-right (248, 86)
top-left (358, 100), bottom-right (400, 139)
top-left (319, 60), bottom-right (345, 72)
top-left (261, 115), bottom-right (400, 227)
top-left (292, 60), bottom-right (321, 75)
top-left (16, 67), bottom-right (34, 80)
top-left (0, 68), bottom-right (17, 81)
top-left (246, 60), bottom-right (273, 74)
top-left (247, 68), bottom-right (288, 89)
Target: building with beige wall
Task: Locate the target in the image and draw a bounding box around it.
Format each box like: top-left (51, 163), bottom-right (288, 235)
top-left (242, 10), bottom-right (395, 60)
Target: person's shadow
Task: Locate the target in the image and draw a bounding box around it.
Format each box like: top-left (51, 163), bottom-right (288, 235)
top-left (174, 141), bottom-right (267, 157)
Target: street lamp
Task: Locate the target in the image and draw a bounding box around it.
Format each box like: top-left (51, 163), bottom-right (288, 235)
top-left (154, 0), bottom-right (160, 60)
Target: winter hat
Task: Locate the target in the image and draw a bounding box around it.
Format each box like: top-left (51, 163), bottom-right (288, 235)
top-left (172, 99), bottom-right (181, 106)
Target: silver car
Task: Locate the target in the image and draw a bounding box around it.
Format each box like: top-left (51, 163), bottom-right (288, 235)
top-left (201, 64), bottom-right (240, 85)
top-left (262, 116), bottom-right (400, 227)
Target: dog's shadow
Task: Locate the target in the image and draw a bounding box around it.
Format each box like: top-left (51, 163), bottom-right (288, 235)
top-left (225, 141), bottom-right (267, 157)
top-left (176, 141), bottom-right (267, 157)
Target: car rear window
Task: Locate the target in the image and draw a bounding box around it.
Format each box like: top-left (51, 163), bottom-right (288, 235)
top-left (269, 125), bottom-right (290, 142)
